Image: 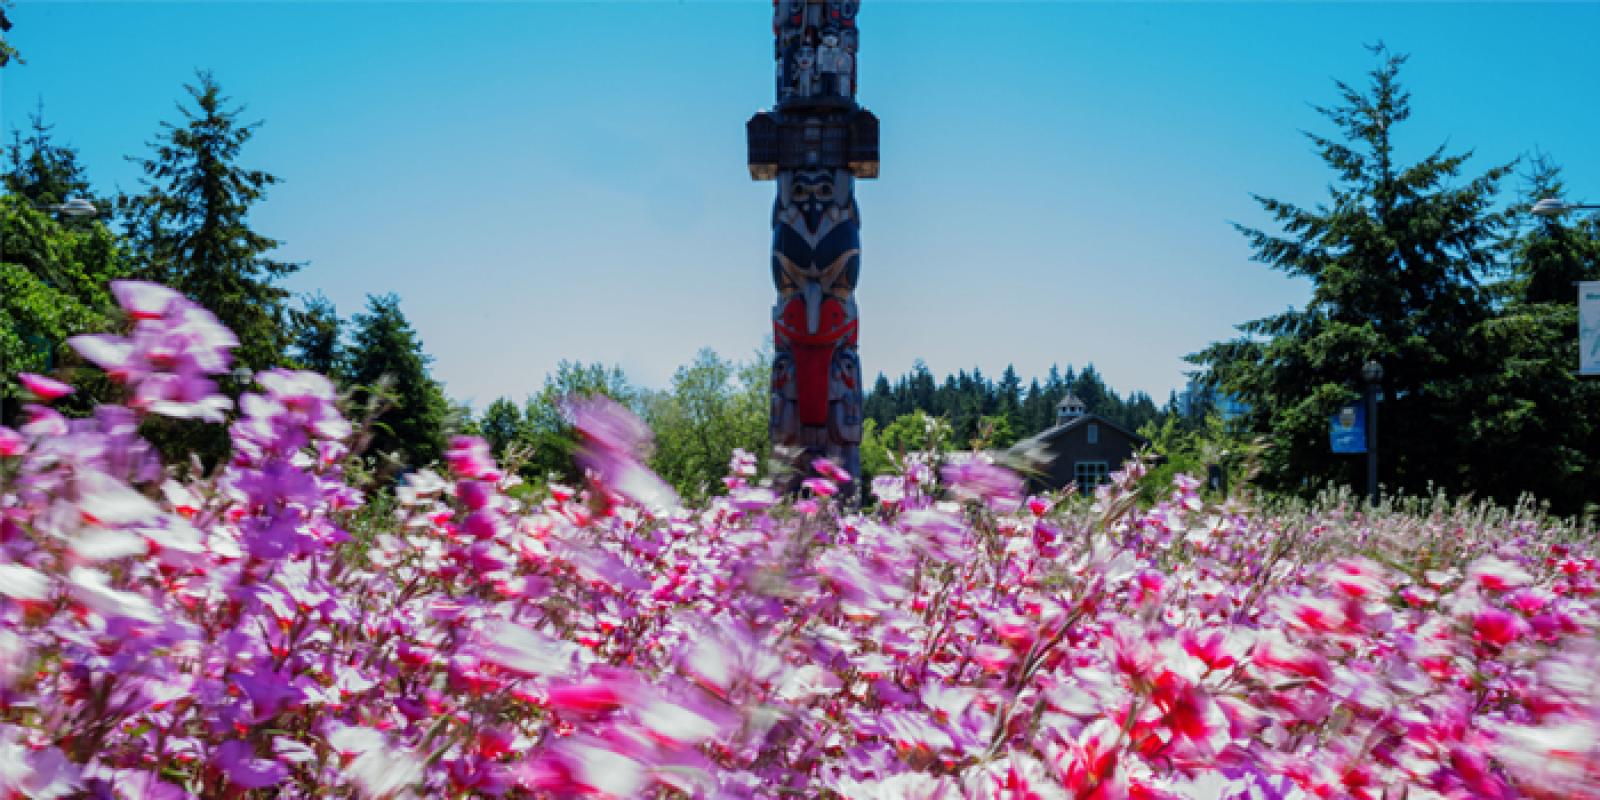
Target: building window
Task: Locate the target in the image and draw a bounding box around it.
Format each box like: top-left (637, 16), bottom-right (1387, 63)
top-left (1074, 461), bottom-right (1109, 495)
top-left (1087, 423), bottom-right (1099, 444)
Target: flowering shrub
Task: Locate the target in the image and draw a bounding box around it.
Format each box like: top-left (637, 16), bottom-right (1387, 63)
top-left (3, 282), bottom-right (1599, 799)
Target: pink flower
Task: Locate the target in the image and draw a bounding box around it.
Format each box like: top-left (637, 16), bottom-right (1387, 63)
top-left (17, 373), bottom-right (73, 402)
top-left (1473, 607), bottom-right (1526, 648)
top-left (802, 477), bottom-right (838, 497)
top-left (1469, 555), bottom-right (1533, 592)
top-left (111, 280), bottom-right (183, 320)
top-left (1327, 557), bottom-right (1389, 599)
top-left (812, 457), bottom-right (851, 483)
top-left (0, 426), bottom-right (23, 457)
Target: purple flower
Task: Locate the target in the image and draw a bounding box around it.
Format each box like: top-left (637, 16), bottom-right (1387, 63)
top-left (212, 740), bottom-right (287, 790)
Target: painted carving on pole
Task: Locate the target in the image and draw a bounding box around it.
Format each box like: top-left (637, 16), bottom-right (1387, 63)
top-left (749, 0), bottom-right (877, 487)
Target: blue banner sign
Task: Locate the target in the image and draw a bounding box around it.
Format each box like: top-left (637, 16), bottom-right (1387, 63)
top-left (1330, 403), bottom-right (1366, 454)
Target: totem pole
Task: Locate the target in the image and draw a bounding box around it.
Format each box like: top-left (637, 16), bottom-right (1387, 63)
top-left (748, 0), bottom-right (879, 488)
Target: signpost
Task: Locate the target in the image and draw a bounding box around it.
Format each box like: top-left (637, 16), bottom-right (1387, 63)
top-left (748, 0), bottom-right (879, 490)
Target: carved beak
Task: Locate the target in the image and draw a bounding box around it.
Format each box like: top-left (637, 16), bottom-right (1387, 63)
top-left (804, 281), bottom-right (823, 335)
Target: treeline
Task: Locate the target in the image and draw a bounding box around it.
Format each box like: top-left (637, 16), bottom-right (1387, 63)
top-left (0, 54), bottom-right (454, 471)
top-left (862, 362), bottom-right (1166, 448)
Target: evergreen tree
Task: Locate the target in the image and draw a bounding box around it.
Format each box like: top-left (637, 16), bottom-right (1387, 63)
top-left (1071, 364), bottom-right (1109, 414)
top-left (478, 397), bottom-right (527, 460)
top-left (996, 364), bottom-right (1022, 421)
top-left (4, 104), bottom-right (94, 207)
top-left (0, 3), bottom-right (18, 69)
top-left (123, 71), bottom-right (298, 371)
top-left (344, 294), bottom-right (448, 468)
top-left (864, 372), bottom-right (895, 428)
top-left (1193, 46), bottom-right (1510, 498)
top-left (1465, 158), bottom-right (1600, 513)
top-left (288, 292), bottom-right (341, 376)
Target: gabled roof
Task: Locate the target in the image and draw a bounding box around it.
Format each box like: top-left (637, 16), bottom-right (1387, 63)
top-left (1011, 412), bottom-right (1150, 452)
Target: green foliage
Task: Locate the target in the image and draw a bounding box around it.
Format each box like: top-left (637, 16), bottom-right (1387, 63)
top-left (527, 361), bottom-right (637, 484)
top-left (0, 3), bottom-right (18, 69)
top-left (5, 105), bottom-right (96, 208)
top-left (288, 292), bottom-right (342, 376)
top-left (0, 195), bottom-right (126, 424)
top-left (122, 71), bottom-right (299, 371)
top-left (343, 294), bottom-right (448, 470)
top-left (1136, 412), bottom-right (1264, 504)
top-left (1463, 157), bottom-right (1600, 513)
top-left (973, 414), bottom-right (1015, 450)
top-left (478, 397), bottom-right (525, 459)
top-left (475, 361), bottom-right (637, 488)
top-left (1193, 45), bottom-right (1512, 502)
top-left (862, 410), bottom-right (954, 480)
top-left (641, 348), bottom-right (769, 501)
top-left (864, 360), bottom-right (1166, 449)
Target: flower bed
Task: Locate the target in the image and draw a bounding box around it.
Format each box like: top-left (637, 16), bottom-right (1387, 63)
top-left (1, 282), bottom-right (1597, 799)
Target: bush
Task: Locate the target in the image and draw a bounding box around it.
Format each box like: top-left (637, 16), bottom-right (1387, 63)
top-left (3, 282), bottom-right (1599, 798)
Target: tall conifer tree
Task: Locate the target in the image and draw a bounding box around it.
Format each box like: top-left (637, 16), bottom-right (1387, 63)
top-left (124, 72), bottom-right (298, 371)
top-left (344, 294), bottom-right (448, 468)
top-left (1193, 46), bottom-right (1510, 497)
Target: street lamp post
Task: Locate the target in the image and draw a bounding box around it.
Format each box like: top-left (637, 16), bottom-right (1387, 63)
top-left (1531, 198), bottom-right (1600, 217)
top-left (45, 198), bottom-right (99, 217)
top-left (1362, 360), bottom-right (1382, 505)
top-left (1529, 198), bottom-right (1600, 380)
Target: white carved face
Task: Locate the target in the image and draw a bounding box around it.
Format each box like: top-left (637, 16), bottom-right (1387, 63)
top-left (797, 47), bottom-right (815, 68)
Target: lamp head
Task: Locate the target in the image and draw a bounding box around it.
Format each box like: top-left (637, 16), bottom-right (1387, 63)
top-left (57, 198), bottom-right (98, 217)
top-left (1531, 197), bottom-right (1569, 218)
top-left (1362, 361), bottom-right (1383, 384)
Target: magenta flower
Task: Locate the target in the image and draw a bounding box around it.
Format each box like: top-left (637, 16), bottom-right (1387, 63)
top-left (212, 740), bottom-right (287, 789)
top-left (1473, 607), bottom-right (1527, 649)
top-left (17, 373), bottom-right (73, 402)
top-left (5, 282), bottom-right (1600, 800)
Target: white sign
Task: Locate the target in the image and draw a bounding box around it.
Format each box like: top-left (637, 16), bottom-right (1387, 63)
top-left (1582, 281), bottom-right (1600, 376)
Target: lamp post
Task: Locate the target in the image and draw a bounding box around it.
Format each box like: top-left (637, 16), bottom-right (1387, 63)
top-left (1361, 360), bottom-right (1382, 505)
top-left (1531, 198), bottom-right (1600, 217)
top-left (44, 198), bottom-right (99, 217)
top-left (1530, 198), bottom-right (1600, 380)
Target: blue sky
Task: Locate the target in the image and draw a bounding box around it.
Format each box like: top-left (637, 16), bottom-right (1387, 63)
top-left (5, 1), bottom-right (1598, 408)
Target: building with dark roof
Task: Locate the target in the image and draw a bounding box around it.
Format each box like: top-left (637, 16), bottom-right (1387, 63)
top-left (1007, 394), bottom-right (1151, 495)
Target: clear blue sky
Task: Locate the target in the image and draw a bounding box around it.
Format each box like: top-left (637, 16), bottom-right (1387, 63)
top-left (5, 2), bottom-right (1598, 408)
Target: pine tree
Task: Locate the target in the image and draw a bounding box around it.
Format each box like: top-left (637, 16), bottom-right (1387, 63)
top-left (123, 71), bottom-right (299, 371)
top-left (344, 294), bottom-right (448, 469)
top-left (0, 2), bottom-right (18, 69)
top-left (864, 373), bottom-right (895, 427)
top-left (1192, 46), bottom-right (1511, 498)
top-left (478, 397), bottom-right (526, 459)
top-left (1465, 157), bottom-right (1600, 512)
top-left (4, 104), bottom-right (95, 208)
top-left (288, 292), bottom-right (342, 377)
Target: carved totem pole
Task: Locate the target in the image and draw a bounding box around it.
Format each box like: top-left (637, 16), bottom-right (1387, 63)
top-left (748, 0), bottom-right (879, 487)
